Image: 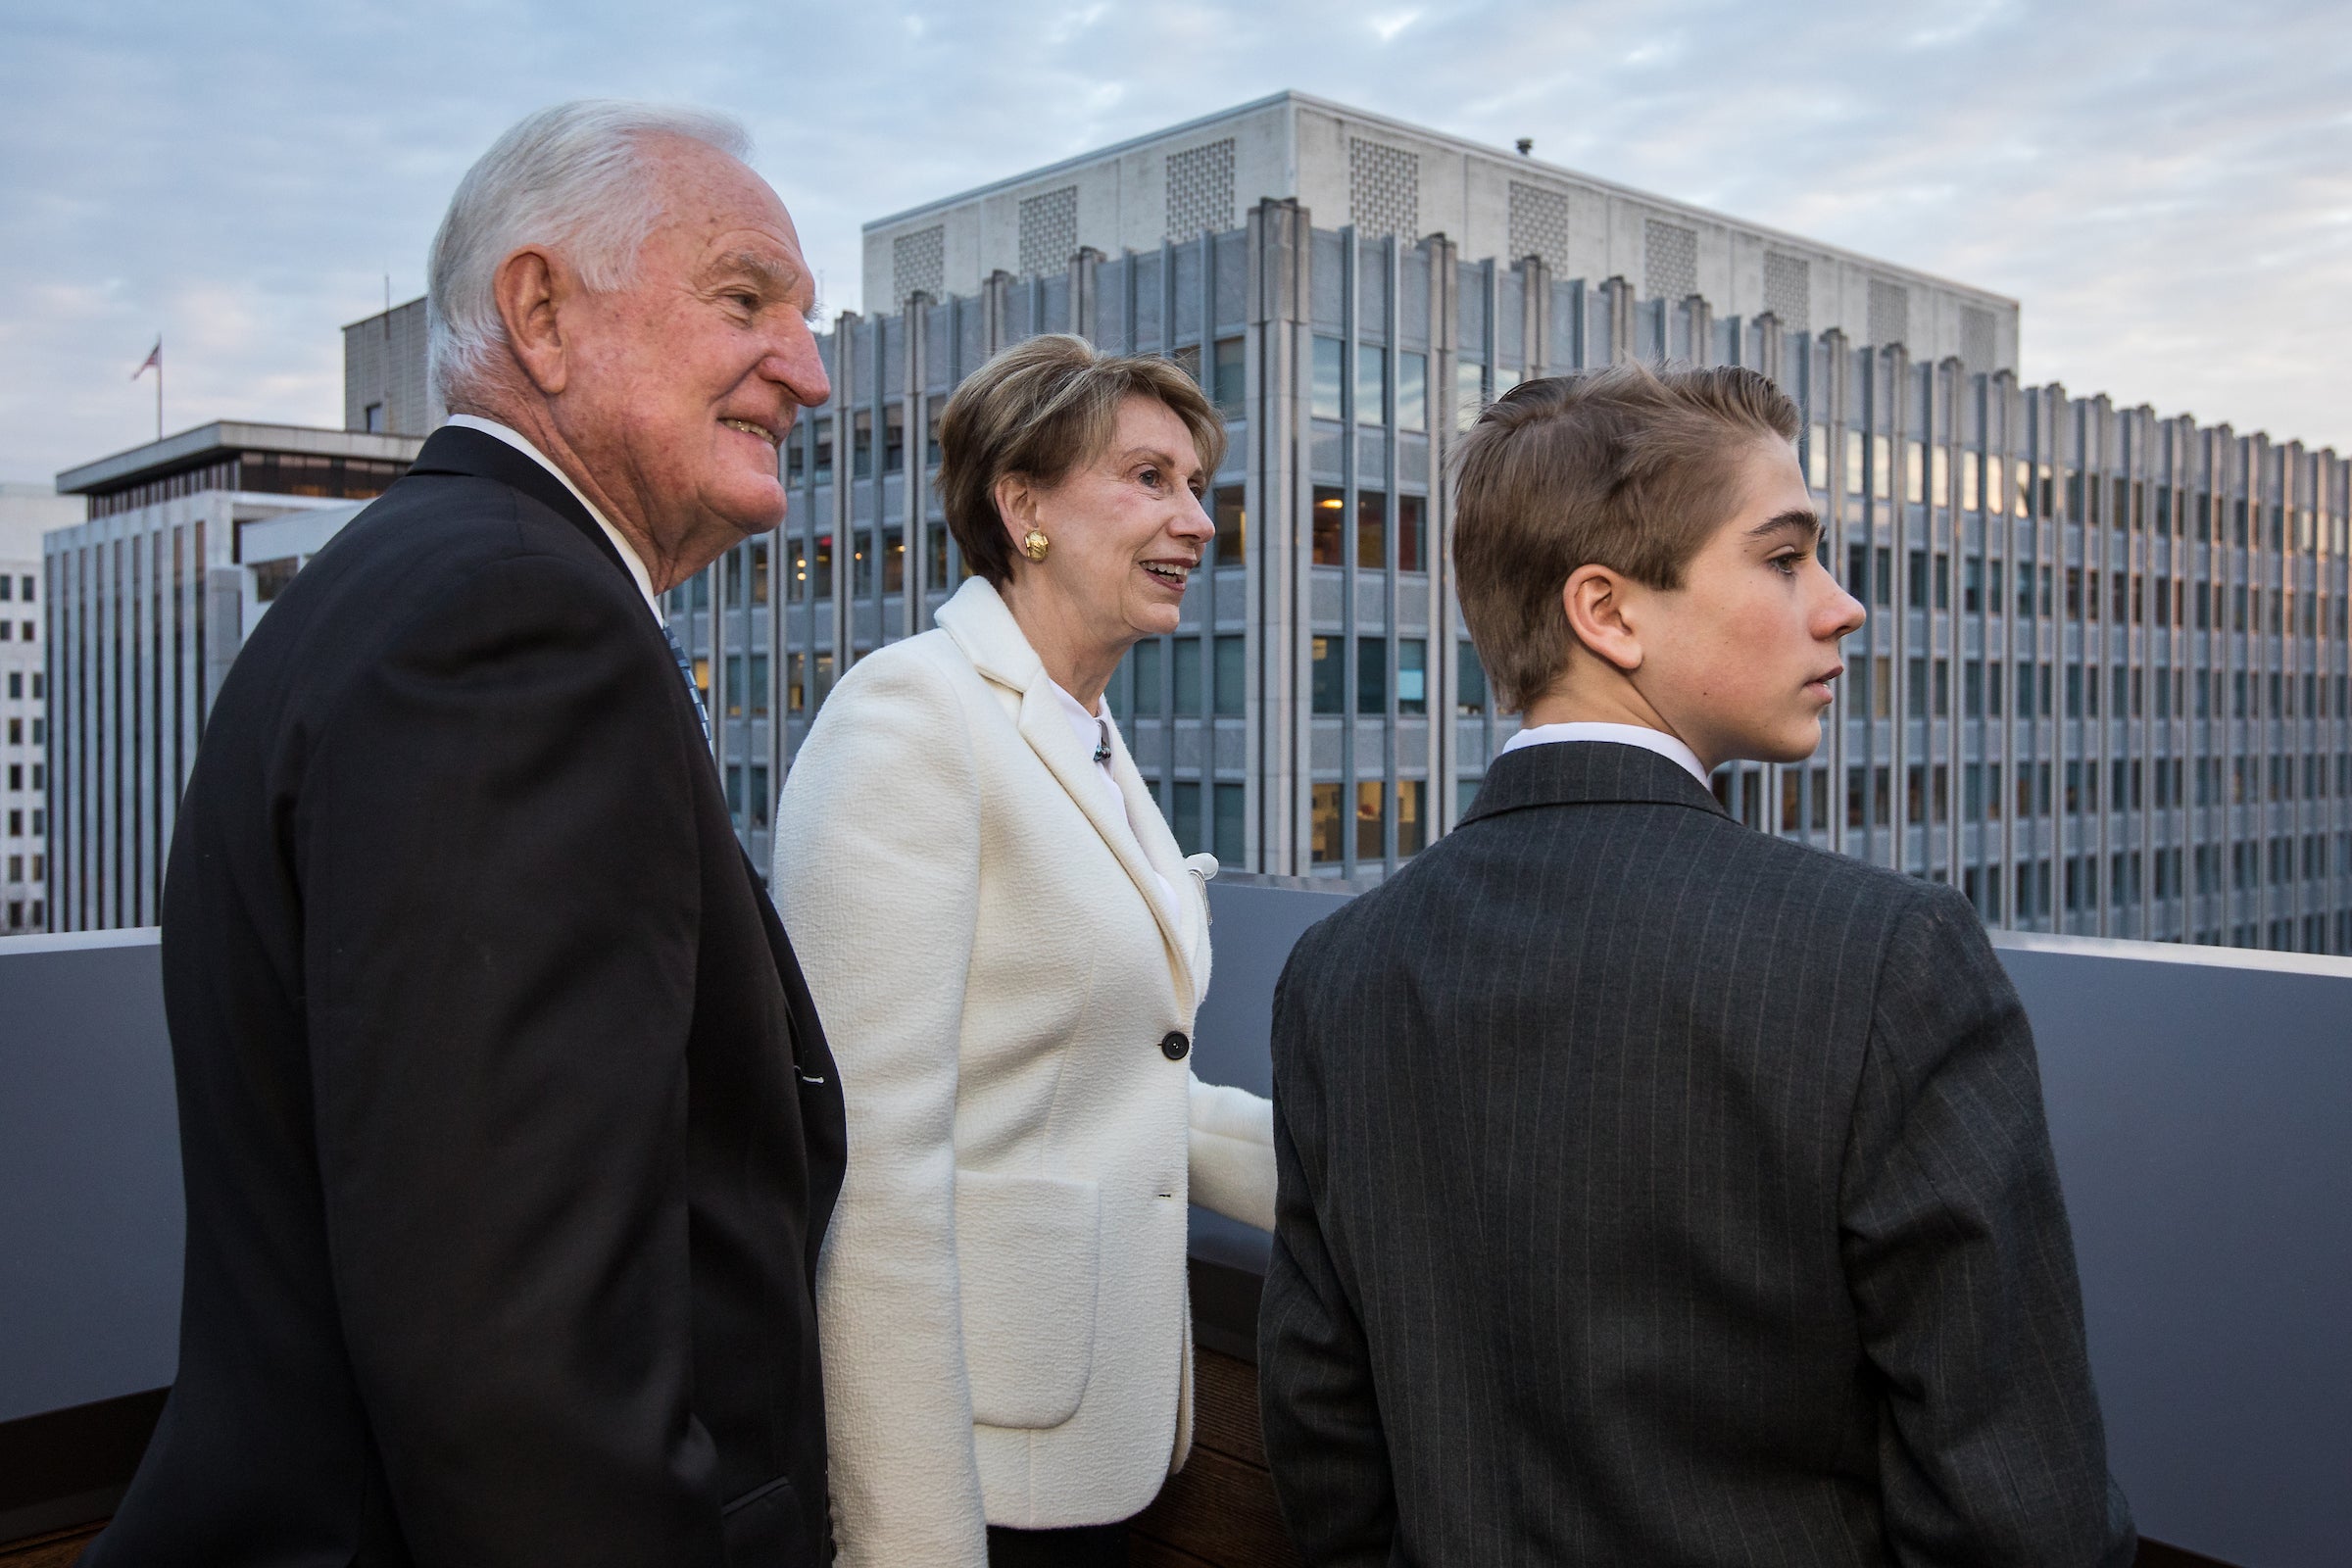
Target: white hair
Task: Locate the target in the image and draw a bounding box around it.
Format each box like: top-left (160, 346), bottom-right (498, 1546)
top-left (427, 99), bottom-right (754, 407)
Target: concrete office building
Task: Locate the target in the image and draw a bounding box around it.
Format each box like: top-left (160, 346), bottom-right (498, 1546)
top-left (2, 484), bottom-right (78, 931)
top-left (675, 99), bottom-right (2350, 956)
top-left (43, 424), bottom-right (417, 931)
top-left (865, 92), bottom-right (2018, 376)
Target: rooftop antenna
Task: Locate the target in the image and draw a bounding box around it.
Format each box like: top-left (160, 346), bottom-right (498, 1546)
top-left (1515, 137), bottom-right (1534, 157)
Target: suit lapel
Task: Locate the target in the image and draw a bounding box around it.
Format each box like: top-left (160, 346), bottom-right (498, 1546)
top-left (939, 580), bottom-right (1203, 1002)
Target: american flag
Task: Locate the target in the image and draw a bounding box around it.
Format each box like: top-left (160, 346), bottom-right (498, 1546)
top-left (132, 339), bottom-right (161, 379)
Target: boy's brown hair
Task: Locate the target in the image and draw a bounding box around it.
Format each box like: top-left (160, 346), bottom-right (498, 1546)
top-left (938, 333), bottom-right (1228, 587)
top-left (1449, 361), bottom-right (1801, 711)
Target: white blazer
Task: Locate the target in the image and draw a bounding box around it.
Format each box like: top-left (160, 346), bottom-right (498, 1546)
top-left (771, 577), bottom-right (1276, 1567)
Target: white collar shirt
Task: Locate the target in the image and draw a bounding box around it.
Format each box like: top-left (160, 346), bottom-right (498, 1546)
top-left (1048, 678), bottom-right (1177, 910)
top-left (444, 415), bottom-right (663, 626)
top-left (1499, 719), bottom-right (1712, 789)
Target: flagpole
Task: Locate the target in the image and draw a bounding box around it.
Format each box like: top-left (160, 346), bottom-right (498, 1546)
top-left (155, 337), bottom-right (163, 442)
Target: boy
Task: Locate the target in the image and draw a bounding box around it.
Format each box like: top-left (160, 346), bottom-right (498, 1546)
top-left (1258, 364), bottom-right (2134, 1565)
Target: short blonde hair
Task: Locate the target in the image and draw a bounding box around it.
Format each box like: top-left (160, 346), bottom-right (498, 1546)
top-left (1450, 362), bottom-right (1800, 711)
top-left (938, 335), bottom-right (1228, 587)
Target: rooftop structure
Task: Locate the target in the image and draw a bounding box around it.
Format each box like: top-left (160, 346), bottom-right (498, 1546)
top-left (864, 91), bottom-right (2018, 374)
top-left (342, 296), bottom-right (438, 437)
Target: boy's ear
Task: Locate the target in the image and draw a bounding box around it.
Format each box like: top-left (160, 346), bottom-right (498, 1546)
top-left (1563, 564), bottom-right (1644, 674)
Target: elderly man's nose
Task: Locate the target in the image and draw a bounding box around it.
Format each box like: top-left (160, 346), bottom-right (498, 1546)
top-left (766, 318), bottom-right (831, 409)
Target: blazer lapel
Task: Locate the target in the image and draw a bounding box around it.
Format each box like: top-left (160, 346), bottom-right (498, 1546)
top-left (938, 580), bottom-right (1202, 1002)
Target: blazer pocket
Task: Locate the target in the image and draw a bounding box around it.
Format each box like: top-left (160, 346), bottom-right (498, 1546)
top-left (720, 1472), bottom-right (809, 1565)
top-left (955, 1168), bottom-right (1102, 1430)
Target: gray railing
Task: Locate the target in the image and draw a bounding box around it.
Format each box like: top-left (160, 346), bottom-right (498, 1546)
top-left (4, 893), bottom-right (2348, 1565)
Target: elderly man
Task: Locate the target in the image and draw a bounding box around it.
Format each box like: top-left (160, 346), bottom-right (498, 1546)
top-left (84, 103), bottom-right (844, 1567)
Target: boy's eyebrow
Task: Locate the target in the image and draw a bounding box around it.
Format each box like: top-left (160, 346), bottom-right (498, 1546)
top-left (1748, 508), bottom-right (1822, 545)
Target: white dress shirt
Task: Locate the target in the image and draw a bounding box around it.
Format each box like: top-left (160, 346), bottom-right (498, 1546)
top-left (443, 415), bottom-right (662, 625)
top-left (1048, 677), bottom-right (1176, 910)
top-left (1501, 719), bottom-right (1711, 788)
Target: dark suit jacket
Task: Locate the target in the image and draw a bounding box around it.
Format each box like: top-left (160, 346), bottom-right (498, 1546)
top-left (86, 427), bottom-right (847, 1567)
top-left (1258, 741), bottom-right (2133, 1567)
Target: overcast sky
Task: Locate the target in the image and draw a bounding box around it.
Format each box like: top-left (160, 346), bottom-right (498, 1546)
top-left (4, 0), bottom-right (2348, 483)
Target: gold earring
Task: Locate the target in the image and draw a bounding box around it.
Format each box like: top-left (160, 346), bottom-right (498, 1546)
top-left (1021, 529), bottom-right (1051, 562)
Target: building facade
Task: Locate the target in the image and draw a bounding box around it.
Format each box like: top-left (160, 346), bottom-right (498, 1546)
top-left (675, 195), bottom-right (2351, 956)
top-left (864, 92), bottom-right (2018, 376)
top-left (38, 107), bottom-right (2349, 956)
top-left (44, 424), bottom-right (417, 930)
top-left (1, 483), bottom-right (79, 931)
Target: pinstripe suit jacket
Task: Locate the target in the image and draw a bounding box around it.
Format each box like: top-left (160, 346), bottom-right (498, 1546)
top-left (1258, 741), bottom-right (2134, 1567)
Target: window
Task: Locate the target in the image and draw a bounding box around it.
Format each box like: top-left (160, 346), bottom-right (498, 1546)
top-left (1357, 636), bottom-right (1387, 712)
top-left (1397, 495), bottom-right (1425, 572)
top-left (1174, 344), bottom-right (1201, 384)
top-left (926, 396), bottom-right (945, 466)
top-left (1397, 780), bottom-right (1427, 857)
top-left (1173, 782), bottom-right (1204, 856)
top-left (1174, 639), bottom-right (1202, 716)
top-left (787, 652), bottom-right (807, 713)
top-left (1311, 637), bottom-right (1344, 714)
top-left (1355, 780), bottom-right (1387, 860)
top-left (1844, 429), bottom-right (1865, 497)
top-left (1455, 361), bottom-right (1485, 428)
top-left (1131, 639), bottom-right (1164, 716)
top-left (1356, 490), bottom-right (1386, 569)
top-left (1214, 783), bottom-right (1246, 864)
top-left (1806, 424), bottom-right (1830, 491)
top-left (1212, 486), bottom-right (1246, 566)
top-left (851, 531), bottom-right (872, 596)
top-left (1397, 352), bottom-right (1428, 432)
top-left (363, 402), bottom-right (384, 433)
top-left (751, 540), bottom-right (770, 606)
top-left (1905, 441), bottom-right (1925, 505)
top-left (1214, 636), bottom-right (1245, 716)
top-left (852, 410), bottom-right (872, 479)
top-left (1872, 435), bottom-right (1891, 501)
top-left (1397, 639), bottom-right (1427, 715)
top-left (1311, 782), bottom-right (1344, 862)
top-left (883, 403), bottom-right (905, 473)
top-left (1355, 344), bottom-right (1388, 425)
top-left (749, 654), bottom-right (770, 717)
top-left (1962, 452), bottom-right (1982, 513)
top-left (785, 538), bottom-right (808, 604)
top-left (811, 417), bottom-right (833, 482)
top-left (927, 523), bottom-right (949, 589)
top-left (1212, 336), bottom-right (1246, 417)
top-left (810, 532), bottom-right (833, 598)
top-left (1312, 337), bottom-right (1346, 420)
top-left (1311, 487), bottom-right (1345, 565)
top-left (1457, 643), bottom-right (1487, 715)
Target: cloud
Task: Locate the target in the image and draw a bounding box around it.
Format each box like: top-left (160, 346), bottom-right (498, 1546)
top-left (1, 0), bottom-right (2348, 481)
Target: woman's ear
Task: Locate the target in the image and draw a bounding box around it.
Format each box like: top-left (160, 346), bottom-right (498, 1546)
top-left (994, 472), bottom-right (1036, 558)
top-left (1562, 564), bottom-right (1644, 674)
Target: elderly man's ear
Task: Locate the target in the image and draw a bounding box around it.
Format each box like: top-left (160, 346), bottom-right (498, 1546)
top-left (492, 247), bottom-right (573, 397)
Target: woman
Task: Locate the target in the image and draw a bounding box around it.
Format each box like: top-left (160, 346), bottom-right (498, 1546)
top-left (772, 334), bottom-right (1277, 1568)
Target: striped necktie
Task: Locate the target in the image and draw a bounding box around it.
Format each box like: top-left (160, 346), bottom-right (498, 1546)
top-left (662, 621), bottom-right (712, 746)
